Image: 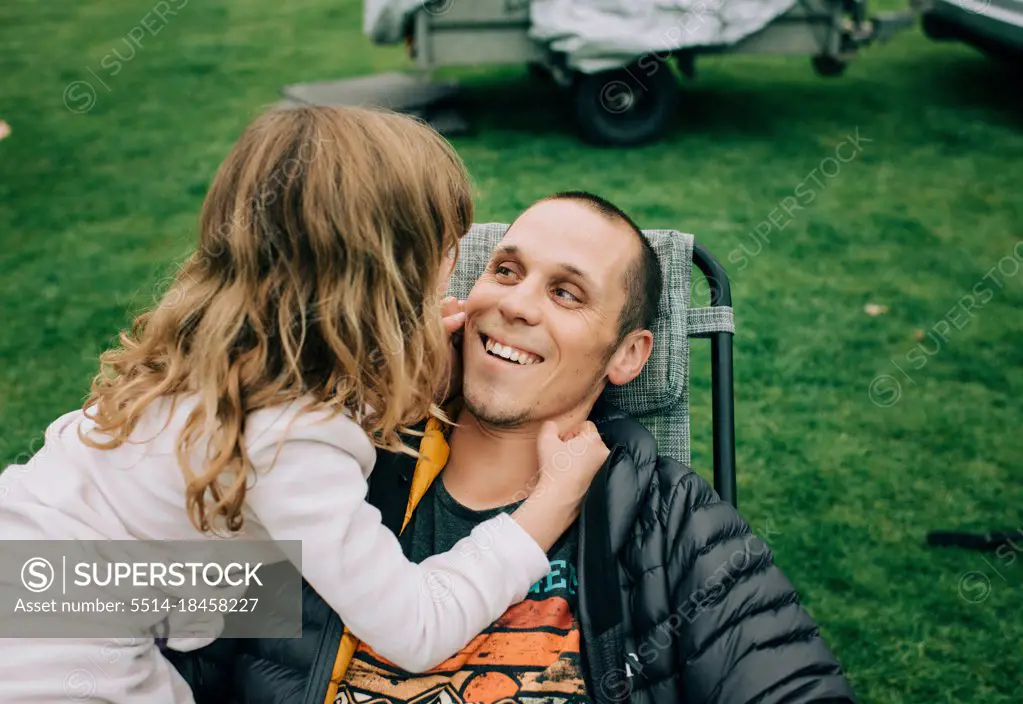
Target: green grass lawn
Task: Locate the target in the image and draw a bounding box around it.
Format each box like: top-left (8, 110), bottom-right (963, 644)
top-left (2, 0), bottom-right (1022, 701)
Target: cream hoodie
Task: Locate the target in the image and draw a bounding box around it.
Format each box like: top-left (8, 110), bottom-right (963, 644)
top-left (0, 395), bottom-right (549, 702)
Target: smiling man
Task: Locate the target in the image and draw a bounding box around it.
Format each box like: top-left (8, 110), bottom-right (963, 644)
top-left (442, 194), bottom-right (657, 513)
top-left (169, 192), bottom-right (858, 704)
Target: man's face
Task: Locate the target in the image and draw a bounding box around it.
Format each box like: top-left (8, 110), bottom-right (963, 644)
top-left (460, 199), bottom-right (641, 427)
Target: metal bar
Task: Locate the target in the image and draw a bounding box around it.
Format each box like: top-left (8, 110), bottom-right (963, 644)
top-left (692, 242), bottom-right (737, 508)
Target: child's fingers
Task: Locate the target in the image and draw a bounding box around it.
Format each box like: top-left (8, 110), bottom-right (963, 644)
top-left (561, 421), bottom-right (601, 447)
top-left (442, 311), bottom-right (466, 334)
top-left (440, 297), bottom-right (464, 318)
top-left (560, 424), bottom-right (586, 441)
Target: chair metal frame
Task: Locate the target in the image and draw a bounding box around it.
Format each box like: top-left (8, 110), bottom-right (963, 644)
top-left (692, 241), bottom-right (737, 508)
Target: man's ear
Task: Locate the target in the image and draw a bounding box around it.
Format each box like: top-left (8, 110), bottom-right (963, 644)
top-left (605, 329), bottom-right (654, 386)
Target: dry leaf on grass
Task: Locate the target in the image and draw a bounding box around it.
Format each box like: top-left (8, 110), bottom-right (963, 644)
top-left (864, 303), bottom-right (889, 317)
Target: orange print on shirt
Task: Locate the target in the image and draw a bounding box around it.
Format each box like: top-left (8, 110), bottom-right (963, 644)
top-left (336, 596), bottom-right (587, 704)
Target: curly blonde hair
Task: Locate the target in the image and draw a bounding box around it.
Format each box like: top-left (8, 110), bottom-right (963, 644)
top-left (80, 105), bottom-right (472, 534)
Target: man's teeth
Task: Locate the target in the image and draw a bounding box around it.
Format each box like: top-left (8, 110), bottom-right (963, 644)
top-left (485, 338), bottom-right (541, 365)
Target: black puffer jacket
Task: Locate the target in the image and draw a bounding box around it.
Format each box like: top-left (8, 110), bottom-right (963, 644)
top-left (168, 400), bottom-right (858, 704)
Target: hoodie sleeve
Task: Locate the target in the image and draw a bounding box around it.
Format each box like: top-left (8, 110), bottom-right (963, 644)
top-left (241, 408), bottom-right (551, 674)
top-left (661, 462), bottom-right (858, 704)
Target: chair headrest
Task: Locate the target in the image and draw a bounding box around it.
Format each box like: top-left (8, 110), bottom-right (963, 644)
top-left (445, 223), bottom-right (696, 417)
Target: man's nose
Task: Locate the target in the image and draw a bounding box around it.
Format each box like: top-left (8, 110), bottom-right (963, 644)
top-left (497, 280), bottom-right (543, 325)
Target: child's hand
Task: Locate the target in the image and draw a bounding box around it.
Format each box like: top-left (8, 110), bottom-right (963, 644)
top-left (532, 420), bottom-right (609, 508)
top-left (436, 297), bottom-right (466, 404)
top-left (441, 296), bottom-right (466, 334)
top-left (510, 421), bottom-right (610, 552)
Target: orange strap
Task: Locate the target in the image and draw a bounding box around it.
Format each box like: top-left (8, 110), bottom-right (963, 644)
top-left (322, 418), bottom-right (450, 704)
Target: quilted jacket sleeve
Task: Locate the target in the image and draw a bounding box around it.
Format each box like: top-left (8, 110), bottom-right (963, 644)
top-left (162, 637), bottom-right (238, 703)
top-left (162, 559), bottom-right (306, 703)
top-left (662, 462), bottom-right (858, 704)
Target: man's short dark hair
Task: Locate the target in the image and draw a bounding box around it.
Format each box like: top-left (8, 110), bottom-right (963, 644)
top-left (544, 191), bottom-right (662, 343)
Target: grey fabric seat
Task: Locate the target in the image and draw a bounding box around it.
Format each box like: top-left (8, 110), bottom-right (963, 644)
top-left (446, 222), bottom-right (738, 506)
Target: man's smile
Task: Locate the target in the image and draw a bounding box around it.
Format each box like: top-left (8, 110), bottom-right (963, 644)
top-left (478, 333), bottom-right (545, 366)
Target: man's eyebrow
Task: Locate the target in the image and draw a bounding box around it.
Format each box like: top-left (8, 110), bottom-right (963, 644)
top-left (492, 243), bottom-right (596, 288)
top-left (555, 262), bottom-right (594, 287)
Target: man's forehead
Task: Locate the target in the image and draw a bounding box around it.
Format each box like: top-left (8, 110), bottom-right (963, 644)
top-left (499, 200), bottom-right (637, 273)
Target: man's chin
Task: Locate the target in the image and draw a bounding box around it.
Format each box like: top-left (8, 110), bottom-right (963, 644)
top-left (462, 390), bottom-right (531, 429)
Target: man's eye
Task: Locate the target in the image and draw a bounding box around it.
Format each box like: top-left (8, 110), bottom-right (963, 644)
top-left (495, 265), bottom-right (514, 277)
top-left (553, 287), bottom-right (579, 302)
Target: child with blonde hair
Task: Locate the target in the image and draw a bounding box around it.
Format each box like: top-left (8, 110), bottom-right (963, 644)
top-left (0, 106), bottom-right (609, 702)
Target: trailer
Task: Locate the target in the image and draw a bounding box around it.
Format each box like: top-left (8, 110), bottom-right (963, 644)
top-left (378, 0), bottom-right (916, 145)
top-left (286, 0), bottom-right (915, 146)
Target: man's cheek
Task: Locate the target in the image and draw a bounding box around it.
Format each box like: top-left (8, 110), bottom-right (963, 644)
top-left (459, 327), bottom-right (474, 356)
top-left (463, 280), bottom-right (497, 313)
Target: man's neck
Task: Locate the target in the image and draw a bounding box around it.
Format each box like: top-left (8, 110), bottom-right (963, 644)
top-left (441, 409), bottom-right (543, 511)
top-left (441, 400), bottom-right (600, 511)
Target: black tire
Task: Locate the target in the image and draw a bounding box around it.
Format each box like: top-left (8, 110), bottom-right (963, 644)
top-left (812, 54), bottom-right (847, 77)
top-left (527, 62), bottom-right (551, 82)
top-left (921, 13), bottom-right (959, 41)
top-left (571, 62), bottom-right (680, 147)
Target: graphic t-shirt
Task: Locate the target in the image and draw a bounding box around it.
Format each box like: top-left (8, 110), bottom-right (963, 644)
top-left (336, 476), bottom-right (589, 704)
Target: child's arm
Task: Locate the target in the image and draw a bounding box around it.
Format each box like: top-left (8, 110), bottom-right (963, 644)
top-left (244, 427), bottom-right (552, 673)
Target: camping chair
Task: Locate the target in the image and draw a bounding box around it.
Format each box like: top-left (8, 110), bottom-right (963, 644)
top-left (446, 223), bottom-right (738, 507)
top-left (160, 225), bottom-right (740, 702)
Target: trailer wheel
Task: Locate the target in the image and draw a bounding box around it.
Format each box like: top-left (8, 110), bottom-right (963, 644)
top-left (921, 13), bottom-right (958, 41)
top-left (572, 63), bottom-right (679, 147)
top-left (812, 55), bottom-right (847, 77)
top-left (527, 62), bottom-right (552, 83)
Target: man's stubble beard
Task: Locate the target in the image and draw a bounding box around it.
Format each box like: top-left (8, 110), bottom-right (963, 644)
top-left (461, 389), bottom-right (532, 429)
top-left (460, 332), bottom-right (621, 428)
top-left (461, 361), bottom-right (613, 431)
